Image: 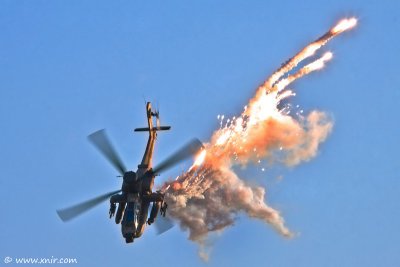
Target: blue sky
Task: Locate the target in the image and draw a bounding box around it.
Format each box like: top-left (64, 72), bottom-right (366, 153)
top-left (1, 0), bottom-right (399, 266)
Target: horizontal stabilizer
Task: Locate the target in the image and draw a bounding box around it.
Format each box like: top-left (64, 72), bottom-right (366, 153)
top-left (134, 126), bottom-right (171, 132)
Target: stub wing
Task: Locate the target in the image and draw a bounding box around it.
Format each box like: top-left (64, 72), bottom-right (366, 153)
top-left (134, 126), bottom-right (171, 132)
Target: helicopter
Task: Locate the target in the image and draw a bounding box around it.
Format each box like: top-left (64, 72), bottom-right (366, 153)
top-left (57, 102), bottom-right (203, 243)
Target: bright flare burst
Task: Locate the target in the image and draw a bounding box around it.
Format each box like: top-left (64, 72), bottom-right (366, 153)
top-left (162, 17), bottom-right (357, 260)
top-left (331, 17), bottom-right (357, 34)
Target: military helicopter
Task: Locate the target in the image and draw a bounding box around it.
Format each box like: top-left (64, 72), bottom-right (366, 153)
top-left (57, 102), bottom-right (203, 243)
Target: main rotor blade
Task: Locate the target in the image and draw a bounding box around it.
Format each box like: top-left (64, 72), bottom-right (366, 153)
top-left (57, 189), bottom-right (121, 222)
top-left (152, 138), bottom-right (203, 174)
top-left (88, 129), bottom-right (126, 175)
top-left (154, 215), bottom-right (174, 235)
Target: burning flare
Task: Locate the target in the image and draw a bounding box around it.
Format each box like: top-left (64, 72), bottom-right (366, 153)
top-left (162, 17), bottom-right (357, 260)
top-left (331, 17), bottom-right (357, 34)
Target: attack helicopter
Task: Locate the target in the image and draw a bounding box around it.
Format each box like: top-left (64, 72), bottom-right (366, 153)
top-left (57, 102), bottom-right (203, 243)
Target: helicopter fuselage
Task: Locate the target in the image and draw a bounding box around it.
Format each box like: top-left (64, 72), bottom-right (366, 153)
top-left (113, 102), bottom-right (170, 243)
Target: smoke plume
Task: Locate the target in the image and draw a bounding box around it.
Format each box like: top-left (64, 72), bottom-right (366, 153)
top-left (161, 18), bottom-right (356, 258)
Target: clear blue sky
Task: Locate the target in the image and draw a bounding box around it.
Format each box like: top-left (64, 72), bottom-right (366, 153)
top-left (1, 0), bottom-right (399, 266)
